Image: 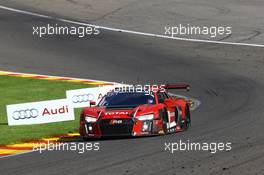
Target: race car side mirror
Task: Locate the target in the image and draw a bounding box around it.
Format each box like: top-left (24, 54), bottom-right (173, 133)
top-left (90, 101), bottom-right (96, 107)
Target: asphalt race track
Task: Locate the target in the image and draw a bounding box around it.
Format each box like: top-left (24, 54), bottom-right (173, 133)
top-left (1, 7), bottom-right (264, 175)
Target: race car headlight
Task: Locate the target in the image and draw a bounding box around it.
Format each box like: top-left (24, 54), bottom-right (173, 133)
top-left (85, 116), bottom-right (97, 123)
top-left (137, 114), bottom-right (154, 121)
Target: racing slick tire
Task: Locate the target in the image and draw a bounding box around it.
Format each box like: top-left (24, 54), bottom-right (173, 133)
top-left (162, 108), bottom-right (169, 134)
top-left (182, 105), bottom-right (191, 130)
top-left (82, 136), bottom-right (89, 141)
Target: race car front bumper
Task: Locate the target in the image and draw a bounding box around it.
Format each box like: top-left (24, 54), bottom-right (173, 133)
top-left (99, 119), bottom-right (134, 136)
top-left (80, 118), bottom-right (162, 138)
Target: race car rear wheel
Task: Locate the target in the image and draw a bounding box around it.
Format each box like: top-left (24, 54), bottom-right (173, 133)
top-left (182, 105), bottom-right (191, 130)
top-left (162, 108), bottom-right (169, 134)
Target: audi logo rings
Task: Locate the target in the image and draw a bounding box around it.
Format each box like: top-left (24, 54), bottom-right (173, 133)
top-left (12, 109), bottom-right (39, 120)
top-left (72, 94), bottom-right (94, 103)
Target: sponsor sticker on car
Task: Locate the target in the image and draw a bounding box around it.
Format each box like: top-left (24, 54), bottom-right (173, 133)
top-left (109, 119), bottom-right (123, 125)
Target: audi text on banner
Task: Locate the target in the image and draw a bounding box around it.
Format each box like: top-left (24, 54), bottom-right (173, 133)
top-left (66, 86), bottom-right (115, 108)
top-left (6, 99), bottom-right (74, 126)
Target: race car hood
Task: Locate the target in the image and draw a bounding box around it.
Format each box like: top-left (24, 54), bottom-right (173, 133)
top-left (82, 104), bottom-right (158, 120)
top-left (82, 106), bottom-right (134, 120)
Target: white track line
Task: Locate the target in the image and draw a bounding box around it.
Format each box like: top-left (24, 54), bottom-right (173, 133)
top-left (0, 150), bottom-right (37, 159)
top-left (0, 5), bottom-right (264, 48)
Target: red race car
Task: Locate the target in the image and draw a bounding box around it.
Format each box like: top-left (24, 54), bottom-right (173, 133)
top-left (79, 84), bottom-right (191, 139)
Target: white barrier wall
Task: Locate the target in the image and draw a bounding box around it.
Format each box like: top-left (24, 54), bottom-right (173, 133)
top-left (6, 85), bottom-right (120, 126)
top-left (66, 85), bottom-right (115, 108)
top-left (7, 99), bottom-right (74, 126)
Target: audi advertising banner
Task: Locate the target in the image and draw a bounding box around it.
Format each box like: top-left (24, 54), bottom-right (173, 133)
top-left (66, 85), bottom-right (115, 108)
top-left (6, 99), bottom-right (74, 126)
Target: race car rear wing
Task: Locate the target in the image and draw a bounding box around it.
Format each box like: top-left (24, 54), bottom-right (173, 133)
top-left (164, 84), bottom-right (190, 91)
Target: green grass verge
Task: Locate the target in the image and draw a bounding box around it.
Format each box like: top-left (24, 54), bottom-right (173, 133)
top-left (0, 76), bottom-right (94, 145)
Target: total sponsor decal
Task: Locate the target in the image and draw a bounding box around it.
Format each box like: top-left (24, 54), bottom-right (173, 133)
top-left (7, 99), bottom-right (74, 126)
top-left (105, 112), bottom-right (130, 115)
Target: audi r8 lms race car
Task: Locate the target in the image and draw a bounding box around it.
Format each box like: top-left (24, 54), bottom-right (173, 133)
top-left (79, 84), bottom-right (191, 138)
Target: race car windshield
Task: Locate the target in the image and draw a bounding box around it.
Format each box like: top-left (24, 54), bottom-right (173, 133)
top-left (98, 92), bottom-right (155, 108)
